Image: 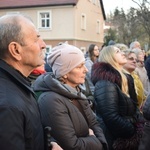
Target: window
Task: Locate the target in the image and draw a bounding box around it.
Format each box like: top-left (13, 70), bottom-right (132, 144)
top-left (92, 0), bottom-right (96, 5)
top-left (81, 14), bottom-right (86, 30)
top-left (6, 12), bottom-right (20, 14)
top-left (38, 11), bottom-right (51, 29)
top-left (96, 20), bottom-right (100, 34)
top-left (97, 0), bottom-right (100, 7)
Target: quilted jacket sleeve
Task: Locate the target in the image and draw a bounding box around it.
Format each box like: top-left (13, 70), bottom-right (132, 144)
top-left (94, 80), bottom-right (135, 138)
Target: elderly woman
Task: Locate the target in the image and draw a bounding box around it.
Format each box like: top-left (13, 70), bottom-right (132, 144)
top-left (132, 48), bottom-right (150, 96)
top-left (91, 46), bottom-right (144, 150)
top-left (32, 43), bottom-right (108, 150)
top-left (123, 50), bottom-right (146, 108)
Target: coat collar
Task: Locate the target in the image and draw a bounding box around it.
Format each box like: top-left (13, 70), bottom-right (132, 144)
top-left (91, 62), bottom-right (122, 88)
top-left (0, 59), bottom-right (35, 94)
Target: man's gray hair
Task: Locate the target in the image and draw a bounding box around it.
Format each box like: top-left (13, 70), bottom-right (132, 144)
top-left (0, 14), bottom-right (31, 59)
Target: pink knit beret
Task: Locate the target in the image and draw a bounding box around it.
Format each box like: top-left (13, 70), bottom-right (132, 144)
top-left (47, 43), bottom-right (85, 78)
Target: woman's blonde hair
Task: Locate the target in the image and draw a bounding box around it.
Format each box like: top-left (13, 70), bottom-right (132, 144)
top-left (98, 46), bottom-right (129, 96)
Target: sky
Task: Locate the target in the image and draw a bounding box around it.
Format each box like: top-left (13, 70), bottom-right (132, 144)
top-left (103, 0), bottom-right (138, 15)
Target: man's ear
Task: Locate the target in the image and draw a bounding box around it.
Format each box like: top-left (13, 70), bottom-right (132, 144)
top-left (8, 42), bottom-right (22, 60)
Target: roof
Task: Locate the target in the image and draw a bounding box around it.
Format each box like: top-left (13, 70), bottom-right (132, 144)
top-left (0, 0), bottom-right (79, 9)
top-left (0, 0), bottom-right (106, 20)
top-left (100, 0), bottom-right (106, 20)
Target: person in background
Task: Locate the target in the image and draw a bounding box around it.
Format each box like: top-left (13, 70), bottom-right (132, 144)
top-left (44, 53), bottom-right (53, 72)
top-left (132, 48), bottom-right (150, 96)
top-left (129, 40), bottom-right (147, 61)
top-left (123, 50), bottom-right (146, 108)
top-left (0, 14), bottom-right (62, 150)
top-left (142, 49), bottom-right (147, 61)
top-left (85, 44), bottom-right (100, 94)
top-left (139, 93), bottom-right (150, 150)
top-left (33, 43), bottom-right (108, 150)
top-left (130, 41), bottom-right (141, 50)
top-left (145, 50), bottom-right (150, 81)
top-left (29, 64), bottom-right (46, 84)
top-left (91, 46), bottom-right (143, 149)
top-left (108, 40), bottom-right (116, 46)
top-left (115, 43), bottom-right (128, 51)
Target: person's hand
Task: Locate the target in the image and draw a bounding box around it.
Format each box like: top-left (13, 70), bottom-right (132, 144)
top-left (89, 128), bottom-right (95, 136)
top-left (51, 142), bottom-right (63, 150)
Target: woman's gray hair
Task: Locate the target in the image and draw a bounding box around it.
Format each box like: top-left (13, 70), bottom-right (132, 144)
top-left (114, 43), bottom-right (128, 51)
top-left (123, 49), bottom-right (135, 57)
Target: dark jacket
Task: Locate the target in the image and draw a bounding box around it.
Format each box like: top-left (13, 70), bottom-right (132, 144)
top-left (125, 73), bottom-right (138, 105)
top-left (0, 60), bottom-right (44, 150)
top-left (91, 62), bottom-right (138, 149)
top-left (143, 94), bottom-right (150, 120)
top-left (145, 55), bottom-right (150, 81)
top-left (33, 72), bottom-right (108, 150)
top-left (138, 94), bottom-right (150, 150)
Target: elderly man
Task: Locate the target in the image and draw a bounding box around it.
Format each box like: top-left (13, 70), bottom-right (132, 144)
top-left (0, 14), bottom-right (62, 150)
top-left (130, 41), bottom-right (141, 49)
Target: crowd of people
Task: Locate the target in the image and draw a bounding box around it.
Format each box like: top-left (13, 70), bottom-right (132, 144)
top-left (0, 13), bottom-right (150, 150)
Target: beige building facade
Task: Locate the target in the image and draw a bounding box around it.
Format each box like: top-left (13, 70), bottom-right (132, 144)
top-left (0, 0), bottom-right (106, 53)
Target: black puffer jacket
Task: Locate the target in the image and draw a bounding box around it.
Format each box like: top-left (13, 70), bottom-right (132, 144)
top-left (91, 62), bottom-right (138, 148)
top-left (33, 72), bottom-right (108, 150)
top-left (0, 60), bottom-right (44, 150)
top-left (143, 94), bottom-right (150, 120)
top-left (138, 94), bottom-right (150, 150)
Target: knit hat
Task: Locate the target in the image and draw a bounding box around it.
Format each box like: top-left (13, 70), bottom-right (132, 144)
top-left (47, 43), bottom-right (85, 78)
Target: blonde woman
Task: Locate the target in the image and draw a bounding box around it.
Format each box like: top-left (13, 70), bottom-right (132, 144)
top-left (91, 46), bottom-right (144, 150)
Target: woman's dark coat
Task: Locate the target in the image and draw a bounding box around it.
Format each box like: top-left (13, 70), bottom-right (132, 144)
top-left (143, 94), bottom-right (150, 120)
top-left (91, 62), bottom-right (139, 149)
top-left (33, 72), bottom-right (108, 150)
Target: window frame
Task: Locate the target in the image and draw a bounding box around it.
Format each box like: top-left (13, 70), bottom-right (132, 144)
top-left (38, 10), bottom-right (52, 29)
top-left (96, 20), bottom-right (100, 34)
top-left (46, 45), bottom-right (52, 54)
top-left (81, 13), bottom-right (86, 30)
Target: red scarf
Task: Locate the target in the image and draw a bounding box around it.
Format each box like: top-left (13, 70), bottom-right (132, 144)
top-left (31, 69), bottom-right (46, 75)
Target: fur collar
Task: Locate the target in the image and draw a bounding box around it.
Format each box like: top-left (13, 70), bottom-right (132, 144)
top-left (91, 62), bottom-right (122, 89)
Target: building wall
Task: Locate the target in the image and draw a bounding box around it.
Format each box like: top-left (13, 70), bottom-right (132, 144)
top-left (0, 6), bottom-right (75, 38)
top-left (75, 0), bottom-right (104, 45)
top-left (0, 0), bottom-right (105, 52)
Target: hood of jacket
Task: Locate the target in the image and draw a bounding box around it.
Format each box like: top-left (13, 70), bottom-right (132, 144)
top-left (32, 72), bottom-right (87, 100)
top-left (91, 62), bottom-right (122, 89)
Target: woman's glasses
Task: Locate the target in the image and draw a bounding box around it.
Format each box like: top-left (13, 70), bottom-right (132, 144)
top-left (128, 57), bottom-right (138, 62)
